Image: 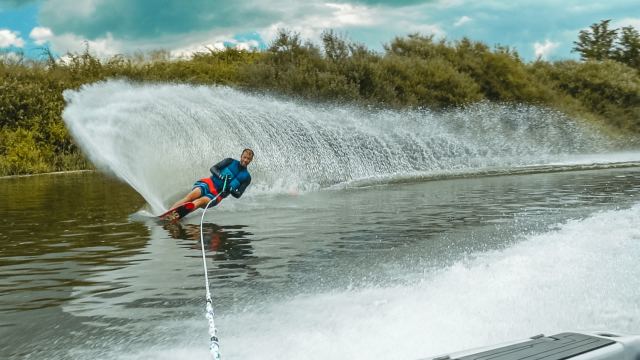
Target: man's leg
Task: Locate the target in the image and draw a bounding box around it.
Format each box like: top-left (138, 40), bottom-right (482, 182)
top-left (170, 188), bottom-right (202, 209)
top-left (193, 195), bottom-right (217, 209)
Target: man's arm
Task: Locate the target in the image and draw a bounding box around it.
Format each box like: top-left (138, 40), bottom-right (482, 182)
top-left (209, 158), bottom-right (233, 179)
top-left (230, 176), bottom-right (251, 198)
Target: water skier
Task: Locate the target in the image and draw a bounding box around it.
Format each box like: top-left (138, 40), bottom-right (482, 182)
top-left (169, 148), bottom-right (254, 211)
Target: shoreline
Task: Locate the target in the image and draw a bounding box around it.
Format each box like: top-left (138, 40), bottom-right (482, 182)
top-left (0, 169), bottom-right (95, 180)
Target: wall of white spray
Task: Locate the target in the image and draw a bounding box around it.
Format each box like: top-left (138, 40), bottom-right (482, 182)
top-left (62, 80), bottom-right (612, 214)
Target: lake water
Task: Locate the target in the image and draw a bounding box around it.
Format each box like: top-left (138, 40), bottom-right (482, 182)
top-left (2, 167), bottom-right (640, 360)
top-left (4, 81), bottom-right (640, 359)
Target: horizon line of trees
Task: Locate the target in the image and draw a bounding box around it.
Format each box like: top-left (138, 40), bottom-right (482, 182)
top-left (1, 21), bottom-right (639, 176)
top-left (573, 19), bottom-right (640, 69)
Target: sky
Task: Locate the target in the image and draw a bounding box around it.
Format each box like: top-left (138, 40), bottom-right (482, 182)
top-left (0, 0), bottom-right (639, 62)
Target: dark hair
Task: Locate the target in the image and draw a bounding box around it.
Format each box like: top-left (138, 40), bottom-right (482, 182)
top-left (242, 148), bottom-right (254, 157)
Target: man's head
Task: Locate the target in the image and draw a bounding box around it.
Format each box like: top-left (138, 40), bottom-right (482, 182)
top-left (240, 148), bottom-right (254, 167)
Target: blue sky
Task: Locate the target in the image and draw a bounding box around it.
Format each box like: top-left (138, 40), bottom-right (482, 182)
top-left (1, 0), bottom-right (639, 61)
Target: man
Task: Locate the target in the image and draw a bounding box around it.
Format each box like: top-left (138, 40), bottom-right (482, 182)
top-left (170, 148), bottom-right (253, 210)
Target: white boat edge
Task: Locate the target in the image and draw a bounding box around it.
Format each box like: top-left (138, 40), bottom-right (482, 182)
top-left (419, 331), bottom-right (640, 360)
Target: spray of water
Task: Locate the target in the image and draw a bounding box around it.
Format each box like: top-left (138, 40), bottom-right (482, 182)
top-left (63, 80), bottom-right (613, 213)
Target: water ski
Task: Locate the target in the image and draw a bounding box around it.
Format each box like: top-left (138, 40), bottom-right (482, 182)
top-left (159, 202), bottom-right (196, 223)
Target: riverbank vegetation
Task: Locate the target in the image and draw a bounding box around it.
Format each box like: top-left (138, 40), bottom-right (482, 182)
top-left (1, 20), bottom-right (639, 176)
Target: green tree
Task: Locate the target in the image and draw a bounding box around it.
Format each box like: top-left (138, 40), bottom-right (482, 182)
top-left (573, 19), bottom-right (618, 61)
top-left (614, 26), bottom-right (640, 69)
top-left (321, 30), bottom-right (350, 62)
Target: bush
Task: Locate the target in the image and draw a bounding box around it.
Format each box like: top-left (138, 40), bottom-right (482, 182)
top-left (0, 128), bottom-right (53, 175)
top-left (372, 55), bottom-right (482, 107)
top-left (534, 60), bottom-right (640, 131)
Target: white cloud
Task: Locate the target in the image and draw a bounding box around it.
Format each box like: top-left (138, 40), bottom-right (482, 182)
top-left (41, 0), bottom-right (101, 20)
top-left (258, 22), bottom-right (287, 45)
top-left (48, 32), bottom-right (122, 57)
top-left (0, 29), bottom-right (25, 48)
top-left (324, 3), bottom-right (377, 27)
top-left (234, 39), bottom-right (260, 51)
top-left (567, 3), bottom-right (608, 13)
top-left (407, 23), bottom-right (446, 37)
top-left (533, 39), bottom-right (559, 60)
top-left (255, 2), bottom-right (446, 49)
top-left (383, 3), bottom-right (446, 38)
top-left (454, 15), bottom-right (472, 27)
top-left (614, 18), bottom-right (640, 30)
top-left (171, 42), bottom-right (226, 59)
top-left (29, 27), bottom-right (54, 45)
top-left (257, 2), bottom-right (381, 45)
top-left (44, 20), bottom-right (263, 60)
top-left (29, 0), bottom-right (447, 59)
top-left (435, 0), bottom-right (465, 8)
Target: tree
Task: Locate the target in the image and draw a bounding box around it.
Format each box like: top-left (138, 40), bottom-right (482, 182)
top-left (614, 26), bottom-right (640, 69)
top-left (573, 19), bottom-right (618, 61)
top-left (268, 29), bottom-right (303, 54)
top-left (321, 30), bottom-right (349, 62)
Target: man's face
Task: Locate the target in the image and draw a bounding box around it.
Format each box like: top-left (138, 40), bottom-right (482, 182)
top-left (240, 151), bottom-right (253, 167)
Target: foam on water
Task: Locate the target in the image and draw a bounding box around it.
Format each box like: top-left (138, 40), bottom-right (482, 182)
top-left (107, 202), bottom-right (640, 360)
top-left (62, 80), bottom-right (626, 214)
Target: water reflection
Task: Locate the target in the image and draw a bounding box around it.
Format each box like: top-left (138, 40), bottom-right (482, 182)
top-left (162, 223), bottom-right (251, 257)
top-left (162, 222), bottom-right (260, 278)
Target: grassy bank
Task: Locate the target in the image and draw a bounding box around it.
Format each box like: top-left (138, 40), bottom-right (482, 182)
top-left (1, 31), bottom-right (639, 176)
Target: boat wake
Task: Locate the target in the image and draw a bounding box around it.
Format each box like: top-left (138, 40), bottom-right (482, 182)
top-left (80, 202), bottom-right (640, 360)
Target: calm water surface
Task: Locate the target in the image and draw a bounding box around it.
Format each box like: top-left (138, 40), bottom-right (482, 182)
top-left (1, 168), bottom-right (640, 359)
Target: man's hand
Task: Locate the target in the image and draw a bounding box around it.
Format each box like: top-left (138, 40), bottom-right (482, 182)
top-left (221, 175), bottom-right (232, 193)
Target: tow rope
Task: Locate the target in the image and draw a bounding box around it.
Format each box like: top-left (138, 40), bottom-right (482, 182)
top-left (198, 177), bottom-right (227, 359)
